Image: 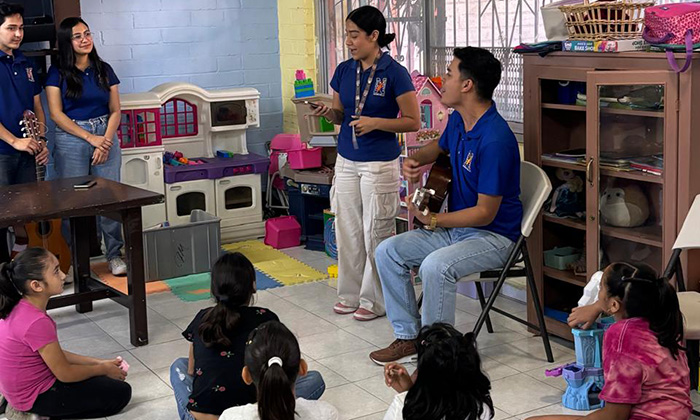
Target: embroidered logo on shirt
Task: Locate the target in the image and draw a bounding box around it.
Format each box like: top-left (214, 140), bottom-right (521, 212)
top-left (373, 77), bottom-right (387, 97)
top-left (25, 67), bottom-right (34, 82)
top-left (463, 150), bottom-right (474, 172)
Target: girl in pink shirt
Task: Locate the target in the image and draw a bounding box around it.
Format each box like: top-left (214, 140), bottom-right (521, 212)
top-left (0, 248), bottom-right (131, 418)
top-left (528, 262), bottom-right (691, 420)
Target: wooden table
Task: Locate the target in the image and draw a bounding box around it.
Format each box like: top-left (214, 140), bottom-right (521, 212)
top-left (0, 176), bottom-right (163, 347)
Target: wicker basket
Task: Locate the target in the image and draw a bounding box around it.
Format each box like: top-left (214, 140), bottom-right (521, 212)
top-left (559, 0), bottom-right (654, 41)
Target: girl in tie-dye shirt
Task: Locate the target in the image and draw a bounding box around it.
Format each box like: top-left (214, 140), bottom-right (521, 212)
top-left (527, 262), bottom-right (691, 420)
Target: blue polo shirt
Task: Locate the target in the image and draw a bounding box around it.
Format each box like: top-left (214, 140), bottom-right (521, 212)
top-left (330, 53), bottom-right (414, 162)
top-left (45, 62), bottom-right (119, 121)
top-left (438, 104), bottom-right (523, 242)
top-left (0, 50), bottom-right (42, 154)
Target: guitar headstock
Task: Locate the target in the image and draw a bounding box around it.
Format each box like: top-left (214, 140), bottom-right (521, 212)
top-left (20, 110), bottom-right (42, 142)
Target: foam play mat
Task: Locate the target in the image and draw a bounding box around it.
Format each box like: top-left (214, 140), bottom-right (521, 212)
top-left (92, 260), bottom-right (283, 302)
top-left (223, 240), bottom-right (327, 286)
top-left (91, 261), bottom-right (170, 295)
top-left (165, 270), bottom-right (281, 302)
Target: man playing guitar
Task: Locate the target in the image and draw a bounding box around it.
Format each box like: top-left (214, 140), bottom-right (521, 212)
top-left (0, 2), bottom-right (49, 263)
top-left (370, 47), bottom-right (523, 365)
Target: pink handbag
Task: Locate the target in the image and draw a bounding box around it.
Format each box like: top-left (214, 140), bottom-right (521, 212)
top-left (643, 3), bottom-right (700, 73)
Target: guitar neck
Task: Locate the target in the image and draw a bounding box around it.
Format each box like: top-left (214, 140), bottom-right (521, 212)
top-left (36, 162), bottom-right (46, 182)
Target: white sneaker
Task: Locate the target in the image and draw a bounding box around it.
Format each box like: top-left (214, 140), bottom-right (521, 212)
top-left (109, 257), bottom-right (127, 276)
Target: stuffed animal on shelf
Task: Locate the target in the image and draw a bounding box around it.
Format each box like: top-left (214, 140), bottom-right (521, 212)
top-left (600, 183), bottom-right (650, 228)
top-left (547, 168), bottom-right (585, 218)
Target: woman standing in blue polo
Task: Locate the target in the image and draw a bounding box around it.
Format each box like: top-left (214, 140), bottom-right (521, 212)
top-left (46, 17), bottom-right (126, 276)
top-left (313, 6), bottom-right (420, 321)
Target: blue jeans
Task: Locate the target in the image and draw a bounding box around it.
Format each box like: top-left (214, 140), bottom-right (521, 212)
top-left (53, 115), bottom-right (123, 260)
top-left (0, 151), bottom-right (37, 262)
top-left (0, 151), bottom-right (36, 186)
top-left (169, 358), bottom-right (326, 420)
top-left (375, 227), bottom-right (515, 340)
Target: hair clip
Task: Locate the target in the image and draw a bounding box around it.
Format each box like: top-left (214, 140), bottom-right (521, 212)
top-left (267, 356), bottom-right (283, 368)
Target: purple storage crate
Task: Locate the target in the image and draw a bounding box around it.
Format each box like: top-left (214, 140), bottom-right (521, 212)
top-left (164, 154), bottom-right (269, 184)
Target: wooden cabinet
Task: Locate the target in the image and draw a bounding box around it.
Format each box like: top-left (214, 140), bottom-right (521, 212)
top-left (523, 52), bottom-right (700, 340)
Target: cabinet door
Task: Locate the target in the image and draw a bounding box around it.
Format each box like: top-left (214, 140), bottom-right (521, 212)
top-left (585, 71), bottom-right (678, 276)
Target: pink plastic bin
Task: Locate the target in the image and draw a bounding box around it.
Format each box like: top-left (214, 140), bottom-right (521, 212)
top-left (270, 133), bottom-right (322, 170)
top-left (264, 216), bottom-right (301, 249)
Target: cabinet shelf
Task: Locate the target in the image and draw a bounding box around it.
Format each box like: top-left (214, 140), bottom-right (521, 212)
top-left (542, 159), bottom-right (664, 184)
top-left (600, 168), bottom-right (663, 184)
top-left (543, 214), bottom-right (586, 231)
top-left (542, 103), bottom-right (586, 112)
top-left (543, 267), bottom-right (587, 287)
top-left (541, 158), bottom-right (585, 172)
top-left (600, 107), bottom-right (663, 118)
top-left (600, 224), bottom-right (663, 248)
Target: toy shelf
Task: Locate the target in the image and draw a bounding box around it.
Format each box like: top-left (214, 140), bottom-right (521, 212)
top-left (524, 52), bottom-right (700, 341)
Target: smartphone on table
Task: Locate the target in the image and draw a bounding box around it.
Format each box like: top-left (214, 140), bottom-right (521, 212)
top-left (73, 180), bottom-right (96, 190)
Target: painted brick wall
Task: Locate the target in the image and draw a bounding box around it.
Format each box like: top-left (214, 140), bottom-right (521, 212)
top-left (277, 0), bottom-right (316, 133)
top-left (79, 0), bottom-right (283, 155)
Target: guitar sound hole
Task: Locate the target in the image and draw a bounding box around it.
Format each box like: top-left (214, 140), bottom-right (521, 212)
top-left (37, 221), bottom-right (51, 237)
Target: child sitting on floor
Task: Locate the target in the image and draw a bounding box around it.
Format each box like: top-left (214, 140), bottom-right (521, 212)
top-left (527, 262), bottom-right (692, 420)
top-left (220, 320), bottom-right (338, 420)
top-left (170, 252), bottom-right (325, 420)
top-left (0, 248), bottom-right (131, 419)
top-left (382, 323), bottom-right (493, 420)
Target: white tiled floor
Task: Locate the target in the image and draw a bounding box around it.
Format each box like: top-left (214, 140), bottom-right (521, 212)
top-left (3, 245), bottom-right (698, 420)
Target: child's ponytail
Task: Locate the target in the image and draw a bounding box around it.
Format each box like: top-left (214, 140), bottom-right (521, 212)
top-left (258, 358), bottom-right (295, 420)
top-left (0, 248), bottom-right (51, 319)
top-left (198, 252), bottom-right (255, 347)
top-left (244, 321), bottom-right (300, 420)
top-left (647, 276), bottom-right (684, 358)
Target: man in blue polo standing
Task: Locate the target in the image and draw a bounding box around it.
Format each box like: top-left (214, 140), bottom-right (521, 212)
top-left (371, 47), bottom-right (523, 364)
top-left (0, 2), bottom-right (49, 262)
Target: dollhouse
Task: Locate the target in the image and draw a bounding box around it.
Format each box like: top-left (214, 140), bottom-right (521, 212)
top-left (398, 71), bottom-right (450, 228)
top-left (118, 82), bottom-right (268, 242)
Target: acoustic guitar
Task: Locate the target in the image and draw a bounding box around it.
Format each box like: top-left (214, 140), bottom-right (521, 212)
top-left (410, 153), bottom-right (452, 228)
top-left (21, 111), bottom-right (71, 272)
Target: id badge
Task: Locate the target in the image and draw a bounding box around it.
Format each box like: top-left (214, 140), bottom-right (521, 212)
top-left (352, 128), bottom-right (359, 150)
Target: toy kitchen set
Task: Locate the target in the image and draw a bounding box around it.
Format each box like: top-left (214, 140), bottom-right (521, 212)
top-left (118, 82), bottom-right (268, 242)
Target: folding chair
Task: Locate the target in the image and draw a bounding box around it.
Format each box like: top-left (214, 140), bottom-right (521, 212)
top-left (417, 161), bottom-right (554, 363)
top-left (661, 194), bottom-right (700, 399)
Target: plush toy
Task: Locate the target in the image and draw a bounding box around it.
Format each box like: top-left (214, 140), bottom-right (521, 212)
top-left (600, 184), bottom-right (649, 228)
top-left (547, 168), bottom-right (585, 218)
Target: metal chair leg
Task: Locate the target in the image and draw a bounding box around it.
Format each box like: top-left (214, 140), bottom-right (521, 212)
top-left (474, 237), bottom-right (522, 337)
top-left (475, 281), bottom-right (494, 333)
top-left (523, 243), bottom-right (554, 363)
top-left (688, 340), bottom-right (699, 391)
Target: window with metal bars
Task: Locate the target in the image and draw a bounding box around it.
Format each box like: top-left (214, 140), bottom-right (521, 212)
top-left (316, 0), bottom-right (685, 124)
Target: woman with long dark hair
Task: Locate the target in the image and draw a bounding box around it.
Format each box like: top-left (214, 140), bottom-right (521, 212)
top-left (45, 17), bottom-right (125, 276)
top-left (311, 5), bottom-right (420, 322)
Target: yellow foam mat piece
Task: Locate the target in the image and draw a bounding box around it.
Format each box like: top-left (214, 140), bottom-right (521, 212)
top-left (222, 240), bottom-right (327, 286)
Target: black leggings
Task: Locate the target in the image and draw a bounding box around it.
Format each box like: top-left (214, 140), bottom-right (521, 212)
top-left (30, 376), bottom-right (131, 419)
